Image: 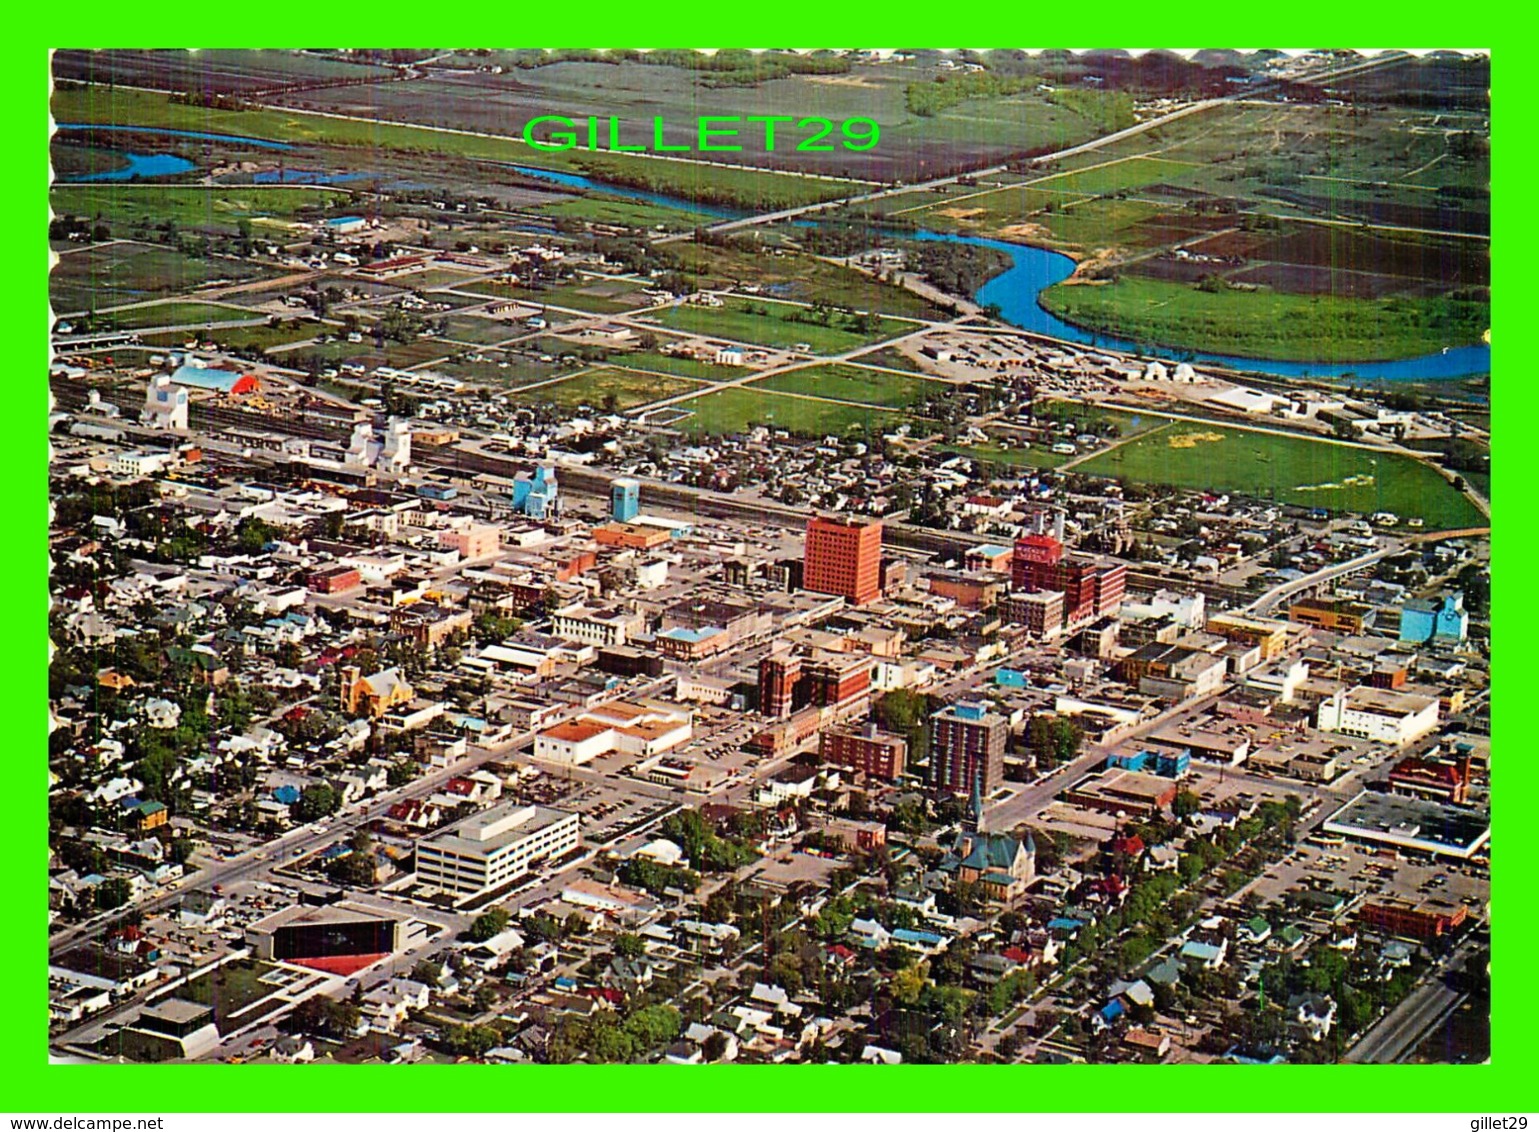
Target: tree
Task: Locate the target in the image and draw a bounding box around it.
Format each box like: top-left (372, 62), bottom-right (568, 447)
top-left (468, 907), bottom-right (511, 942)
top-left (613, 932), bottom-right (646, 960)
top-left (96, 877), bottom-right (133, 910)
top-left (293, 783), bottom-right (341, 822)
top-left (286, 994), bottom-right (360, 1039)
top-left (702, 1030), bottom-right (731, 1062)
top-left (1172, 790), bottom-right (1203, 819)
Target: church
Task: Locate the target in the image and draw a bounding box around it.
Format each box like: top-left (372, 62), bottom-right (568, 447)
top-left (938, 776), bottom-right (1036, 905)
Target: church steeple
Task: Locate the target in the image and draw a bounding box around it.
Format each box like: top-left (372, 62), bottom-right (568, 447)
top-left (967, 770), bottom-right (987, 835)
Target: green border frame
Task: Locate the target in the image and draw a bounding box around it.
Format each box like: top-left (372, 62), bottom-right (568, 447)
top-left (13, 13), bottom-right (1525, 1111)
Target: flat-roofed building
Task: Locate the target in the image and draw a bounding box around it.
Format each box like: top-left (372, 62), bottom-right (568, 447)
top-left (1321, 791), bottom-right (1489, 860)
top-left (1359, 897), bottom-right (1469, 941)
top-left (1205, 613), bottom-right (1291, 660)
top-left (1289, 597), bottom-right (1374, 634)
top-left (1062, 768), bottom-right (1180, 817)
top-left (1316, 685), bottom-right (1439, 745)
top-left (930, 701), bottom-right (1008, 797)
top-left (820, 722), bottom-right (908, 780)
top-left (414, 802), bottom-right (582, 897)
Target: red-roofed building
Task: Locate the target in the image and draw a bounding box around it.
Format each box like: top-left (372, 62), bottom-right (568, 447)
top-left (1388, 755), bottom-right (1471, 803)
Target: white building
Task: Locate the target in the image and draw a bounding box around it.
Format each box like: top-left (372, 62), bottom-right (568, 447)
top-left (142, 374), bottom-right (190, 430)
top-left (345, 417), bottom-right (413, 471)
top-left (1315, 686), bottom-right (1439, 745)
top-left (532, 701), bottom-right (693, 766)
top-left (106, 451), bottom-right (174, 478)
top-left (413, 802), bottom-right (581, 898)
top-left (549, 602), bottom-right (644, 648)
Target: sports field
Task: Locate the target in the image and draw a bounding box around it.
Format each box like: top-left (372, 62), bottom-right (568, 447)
top-left (1074, 423), bottom-right (1484, 530)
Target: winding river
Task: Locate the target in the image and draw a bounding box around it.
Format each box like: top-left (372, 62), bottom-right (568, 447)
top-left (53, 127), bottom-right (1491, 381)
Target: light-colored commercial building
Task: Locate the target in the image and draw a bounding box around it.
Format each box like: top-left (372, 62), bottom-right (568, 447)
top-left (413, 802), bottom-right (581, 897)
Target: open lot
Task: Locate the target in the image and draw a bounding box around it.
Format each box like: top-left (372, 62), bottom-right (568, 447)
top-left (1074, 422), bottom-right (1485, 529)
top-left (518, 367), bottom-right (703, 412)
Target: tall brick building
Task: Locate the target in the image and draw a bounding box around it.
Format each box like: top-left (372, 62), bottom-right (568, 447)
top-left (820, 723), bottom-right (908, 780)
top-left (804, 517), bottom-right (883, 605)
top-left (929, 701), bottom-right (1009, 797)
top-left (1011, 535), bottom-right (1125, 630)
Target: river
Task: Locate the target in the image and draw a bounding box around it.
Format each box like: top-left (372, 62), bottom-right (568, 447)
top-left (53, 126), bottom-right (1491, 381)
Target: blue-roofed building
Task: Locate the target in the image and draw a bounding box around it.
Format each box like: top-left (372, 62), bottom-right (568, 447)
top-left (890, 928), bottom-right (948, 955)
top-left (272, 785), bottom-right (301, 806)
top-left (1106, 748), bottom-right (1189, 777)
top-left (512, 465), bottom-right (558, 519)
top-left (611, 478), bottom-right (640, 523)
top-left (994, 668), bottom-right (1027, 689)
top-left (1095, 998), bottom-right (1126, 1028)
top-left (323, 215), bottom-right (368, 234)
top-left (1399, 592), bottom-right (1468, 644)
top-left (169, 364), bottom-right (259, 395)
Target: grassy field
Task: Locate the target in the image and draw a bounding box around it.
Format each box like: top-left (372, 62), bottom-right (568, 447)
top-left (141, 319), bottom-right (323, 351)
top-left (519, 367), bottom-right (702, 411)
top-left (1075, 423), bottom-right (1484, 529)
top-left (536, 193), bottom-right (717, 231)
top-left (616, 351), bottom-right (728, 381)
top-left (438, 317), bottom-right (522, 346)
top-left (75, 300), bottom-right (259, 330)
top-left (752, 363), bottom-right (946, 408)
top-left (664, 242), bottom-right (953, 321)
top-left (535, 278), bottom-right (653, 315)
top-left (1033, 399), bottom-right (1162, 437)
top-left (51, 185), bottom-right (349, 235)
top-left (1031, 156), bottom-right (1204, 197)
top-left (645, 298), bottom-right (916, 354)
top-left (50, 242), bottom-right (281, 311)
top-left (670, 386), bottom-right (919, 438)
top-left (1040, 276), bottom-right (1489, 364)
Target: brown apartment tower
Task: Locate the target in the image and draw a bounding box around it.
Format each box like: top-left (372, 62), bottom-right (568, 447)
top-left (804, 516), bottom-right (883, 605)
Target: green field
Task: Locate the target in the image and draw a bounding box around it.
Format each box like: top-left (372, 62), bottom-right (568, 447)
top-left (752, 364), bottom-right (946, 408)
top-left (51, 185), bottom-right (349, 235)
top-left (74, 300), bottom-right (259, 331)
top-left (858, 347), bottom-right (927, 373)
top-left (617, 351), bottom-right (728, 381)
top-left (520, 367), bottom-right (703, 412)
top-left (50, 242), bottom-right (281, 312)
top-left (668, 243), bottom-right (952, 322)
top-left (1033, 399), bottom-right (1162, 437)
top-left (1040, 276), bottom-right (1489, 364)
top-left (536, 193), bottom-right (717, 231)
top-left (536, 279), bottom-right (653, 315)
top-left (671, 386), bottom-right (919, 439)
top-left (141, 319), bottom-right (323, 352)
top-left (1074, 423), bottom-right (1484, 530)
top-left (646, 298), bottom-right (916, 354)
